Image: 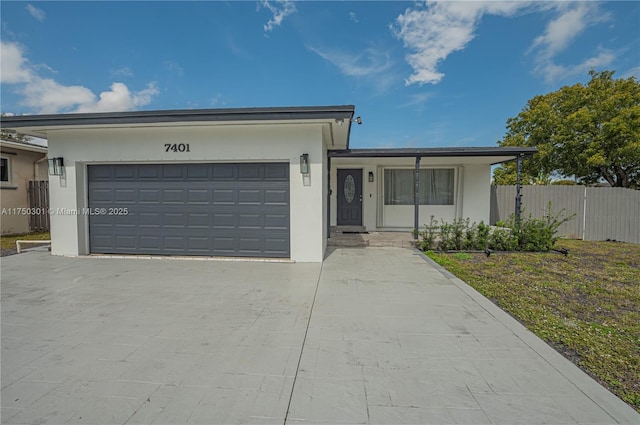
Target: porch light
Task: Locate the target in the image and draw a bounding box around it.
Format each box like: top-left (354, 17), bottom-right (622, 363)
top-left (48, 157), bottom-right (64, 176)
top-left (368, 171), bottom-right (374, 182)
top-left (300, 154), bottom-right (309, 175)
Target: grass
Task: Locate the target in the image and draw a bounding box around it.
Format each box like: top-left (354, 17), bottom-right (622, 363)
top-left (426, 239), bottom-right (640, 412)
top-left (0, 232), bottom-right (51, 250)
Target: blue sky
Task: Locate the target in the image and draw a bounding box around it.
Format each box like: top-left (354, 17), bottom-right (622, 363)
top-left (1, 1), bottom-right (639, 149)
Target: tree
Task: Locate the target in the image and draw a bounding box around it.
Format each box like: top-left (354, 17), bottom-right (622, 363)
top-left (493, 70), bottom-right (640, 189)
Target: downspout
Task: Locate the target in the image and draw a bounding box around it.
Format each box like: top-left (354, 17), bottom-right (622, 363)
top-left (35, 154), bottom-right (47, 181)
top-left (414, 156), bottom-right (421, 240)
top-left (327, 154), bottom-right (331, 239)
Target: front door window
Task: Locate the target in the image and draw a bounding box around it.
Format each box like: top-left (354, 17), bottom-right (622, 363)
top-left (344, 174), bottom-right (356, 203)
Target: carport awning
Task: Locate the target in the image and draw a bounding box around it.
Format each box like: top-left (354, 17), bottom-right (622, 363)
top-left (328, 146), bottom-right (537, 164)
top-left (327, 146), bottom-right (538, 240)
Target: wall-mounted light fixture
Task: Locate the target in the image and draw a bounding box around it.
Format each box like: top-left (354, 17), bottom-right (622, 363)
top-left (48, 157), bottom-right (64, 176)
top-left (353, 116), bottom-right (362, 125)
top-left (300, 154), bottom-right (309, 175)
top-left (368, 171), bottom-right (374, 182)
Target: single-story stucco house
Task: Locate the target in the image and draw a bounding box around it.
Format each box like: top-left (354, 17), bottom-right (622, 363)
top-left (1, 105), bottom-right (535, 262)
top-left (1, 138), bottom-right (49, 235)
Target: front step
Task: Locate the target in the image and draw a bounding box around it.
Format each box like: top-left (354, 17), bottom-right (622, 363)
top-left (331, 225), bottom-right (367, 234)
top-left (328, 229), bottom-right (417, 248)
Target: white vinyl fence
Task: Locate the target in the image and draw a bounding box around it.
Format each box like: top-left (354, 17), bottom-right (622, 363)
top-left (490, 186), bottom-right (640, 244)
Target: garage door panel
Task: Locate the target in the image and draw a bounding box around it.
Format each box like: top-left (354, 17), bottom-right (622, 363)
top-left (238, 190), bottom-right (261, 204)
top-left (238, 214), bottom-right (262, 228)
top-left (265, 163), bottom-right (289, 180)
top-left (212, 164), bottom-right (235, 180)
top-left (89, 163), bottom-right (290, 257)
top-left (212, 189), bottom-right (235, 204)
top-left (114, 189), bottom-right (136, 203)
top-left (187, 213), bottom-right (210, 228)
top-left (187, 164), bottom-right (210, 179)
top-left (139, 212), bottom-right (162, 227)
top-left (114, 165), bottom-right (136, 179)
top-left (115, 235), bottom-right (137, 249)
top-left (265, 214), bottom-right (289, 229)
top-left (90, 189), bottom-right (114, 203)
top-left (187, 189), bottom-right (209, 203)
top-left (162, 189), bottom-right (186, 203)
top-left (162, 165), bottom-right (186, 179)
top-left (265, 238), bottom-right (289, 254)
top-left (264, 189), bottom-right (288, 205)
top-left (212, 213), bottom-right (235, 228)
top-left (140, 236), bottom-right (161, 249)
top-left (138, 165), bottom-right (161, 179)
top-left (114, 214), bottom-right (137, 227)
top-left (163, 213), bottom-right (186, 228)
top-left (238, 164), bottom-right (263, 180)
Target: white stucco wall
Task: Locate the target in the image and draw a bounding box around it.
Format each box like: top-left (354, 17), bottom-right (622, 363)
top-left (459, 163), bottom-right (492, 224)
top-left (46, 123), bottom-right (326, 262)
top-left (330, 157), bottom-right (494, 230)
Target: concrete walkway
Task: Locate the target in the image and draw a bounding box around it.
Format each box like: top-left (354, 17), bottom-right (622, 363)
top-left (1, 247), bottom-right (638, 424)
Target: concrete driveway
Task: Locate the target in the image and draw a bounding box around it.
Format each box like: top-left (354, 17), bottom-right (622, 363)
top-left (1, 247), bottom-right (638, 424)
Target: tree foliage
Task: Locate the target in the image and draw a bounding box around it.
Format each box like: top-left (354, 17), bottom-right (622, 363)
top-left (493, 70), bottom-right (640, 189)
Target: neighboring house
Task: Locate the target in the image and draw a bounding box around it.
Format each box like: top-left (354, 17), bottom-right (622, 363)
top-left (0, 106), bottom-right (535, 262)
top-left (0, 139), bottom-right (48, 235)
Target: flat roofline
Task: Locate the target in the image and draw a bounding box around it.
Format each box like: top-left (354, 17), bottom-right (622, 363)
top-left (0, 105), bottom-right (356, 128)
top-left (328, 147), bottom-right (537, 158)
top-left (0, 139), bottom-right (48, 154)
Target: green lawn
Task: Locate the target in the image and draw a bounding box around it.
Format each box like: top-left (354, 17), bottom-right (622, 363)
top-left (0, 232), bottom-right (51, 251)
top-left (427, 239), bottom-right (640, 412)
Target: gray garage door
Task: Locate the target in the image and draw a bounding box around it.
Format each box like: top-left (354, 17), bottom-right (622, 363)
top-left (88, 163), bottom-right (290, 257)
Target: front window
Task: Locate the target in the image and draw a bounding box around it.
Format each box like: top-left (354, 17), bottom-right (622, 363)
top-left (0, 157), bottom-right (9, 183)
top-left (384, 168), bottom-right (454, 205)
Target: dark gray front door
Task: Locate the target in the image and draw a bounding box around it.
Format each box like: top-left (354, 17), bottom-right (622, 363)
top-left (337, 169), bottom-right (362, 226)
top-left (88, 163), bottom-right (290, 257)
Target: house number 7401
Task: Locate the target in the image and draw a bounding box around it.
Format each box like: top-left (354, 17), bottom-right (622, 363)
top-left (164, 143), bottom-right (190, 152)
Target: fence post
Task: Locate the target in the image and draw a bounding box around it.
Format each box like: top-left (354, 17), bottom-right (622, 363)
top-left (515, 154), bottom-right (523, 224)
top-left (582, 186), bottom-right (587, 240)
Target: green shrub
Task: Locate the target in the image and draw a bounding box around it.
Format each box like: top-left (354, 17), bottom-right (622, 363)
top-left (417, 203), bottom-right (574, 252)
top-left (418, 216), bottom-right (439, 251)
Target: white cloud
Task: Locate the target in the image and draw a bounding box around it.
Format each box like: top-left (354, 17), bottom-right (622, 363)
top-left (308, 45), bottom-right (396, 94)
top-left (528, 3), bottom-right (612, 83)
top-left (537, 49), bottom-right (615, 84)
top-left (349, 12), bottom-right (359, 23)
top-left (22, 78), bottom-right (96, 114)
top-left (75, 82), bottom-right (159, 113)
top-left (308, 46), bottom-right (393, 78)
top-left (1, 41), bottom-right (158, 114)
top-left (391, 1), bottom-right (534, 86)
top-left (1, 41), bottom-right (32, 84)
top-left (258, 0), bottom-right (296, 33)
top-left (26, 4), bottom-right (46, 22)
top-left (111, 66), bottom-right (134, 78)
top-left (398, 92), bottom-right (432, 109)
top-left (621, 66), bottom-right (640, 80)
top-left (391, 1), bottom-right (613, 85)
